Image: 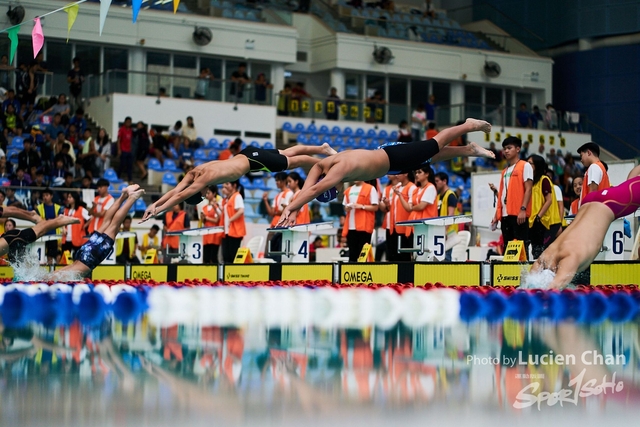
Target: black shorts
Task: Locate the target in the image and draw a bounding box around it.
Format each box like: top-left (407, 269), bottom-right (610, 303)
top-left (239, 147), bottom-right (288, 173)
top-left (381, 139), bottom-right (440, 175)
top-left (2, 228), bottom-right (38, 264)
top-left (75, 231), bottom-right (115, 271)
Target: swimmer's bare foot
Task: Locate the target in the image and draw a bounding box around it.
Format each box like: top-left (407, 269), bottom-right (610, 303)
top-left (124, 184), bottom-right (140, 196)
top-left (58, 216), bottom-right (81, 226)
top-left (322, 143), bottom-right (338, 156)
top-left (468, 142), bottom-right (495, 159)
top-left (29, 211), bottom-right (43, 224)
top-left (466, 118), bottom-right (491, 134)
top-left (130, 189), bottom-right (145, 201)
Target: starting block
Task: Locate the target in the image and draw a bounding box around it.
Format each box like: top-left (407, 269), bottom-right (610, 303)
top-left (565, 215), bottom-right (632, 261)
top-left (165, 226), bottom-right (223, 264)
top-left (29, 234), bottom-right (63, 265)
top-left (266, 222), bottom-right (333, 263)
top-left (103, 232), bottom-right (138, 264)
top-left (396, 215), bottom-right (472, 261)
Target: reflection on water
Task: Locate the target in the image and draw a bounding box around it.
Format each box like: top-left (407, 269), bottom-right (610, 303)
top-left (1, 318), bottom-right (640, 426)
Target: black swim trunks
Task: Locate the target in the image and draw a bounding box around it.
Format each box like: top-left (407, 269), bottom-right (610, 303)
top-left (75, 231), bottom-right (115, 270)
top-left (380, 139), bottom-right (440, 175)
top-left (2, 228), bottom-right (38, 264)
top-left (239, 147), bottom-right (288, 173)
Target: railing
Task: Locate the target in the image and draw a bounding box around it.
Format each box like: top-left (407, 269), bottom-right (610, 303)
top-left (0, 70), bottom-right (55, 99)
top-left (85, 69), bottom-right (275, 106)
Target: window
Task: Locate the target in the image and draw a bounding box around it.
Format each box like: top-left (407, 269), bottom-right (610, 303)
top-left (388, 77), bottom-right (407, 126)
top-left (410, 79), bottom-right (429, 108)
top-left (485, 87), bottom-right (503, 125)
top-left (465, 85), bottom-right (482, 119)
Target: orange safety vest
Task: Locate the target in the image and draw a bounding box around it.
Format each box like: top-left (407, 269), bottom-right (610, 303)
top-left (406, 183), bottom-right (437, 236)
top-left (293, 192), bottom-right (310, 225)
top-left (393, 182), bottom-right (416, 235)
top-left (63, 207), bottom-right (88, 247)
top-left (270, 189), bottom-right (293, 227)
top-left (382, 185), bottom-right (393, 230)
top-left (89, 195), bottom-right (114, 234)
top-left (163, 211), bottom-right (187, 249)
top-left (225, 192), bottom-right (246, 238)
top-left (570, 199), bottom-right (579, 216)
top-left (202, 203), bottom-right (223, 245)
top-left (495, 160), bottom-right (531, 219)
top-left (580, 161), bottom-right (610, 206)
top-left (342, 184), bottom-right (376, 237)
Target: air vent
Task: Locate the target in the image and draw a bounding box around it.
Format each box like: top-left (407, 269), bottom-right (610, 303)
top-left (214, 129), bottom-right (242, 137)
top-left (245, 131), bottom-right (272, 139)
top-left (296, 51), bottom-right (308, 62)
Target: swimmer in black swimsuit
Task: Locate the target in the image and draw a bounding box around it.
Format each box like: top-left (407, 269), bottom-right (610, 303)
top-left (141, 141), bottom-right (338, 222)
top-left (277, 118), bottom-right (493, 227)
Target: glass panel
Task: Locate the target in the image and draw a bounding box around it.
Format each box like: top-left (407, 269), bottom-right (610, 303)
top-left (410, 79), bottom-right (429, 109)
top-left (251, 62), bottom-right (272, 105)
top-left (0, 38), bottom-right (13, 89)
top-left (432, 82), bottom-right (450, 125)
top-left (388, 77), bottom-right (407, 126)
top-left (104, 48), bottom-right (129, 95)
top-left (75, 44), bottom-right (101, 75)
top-left (365, 74), bottom-right (385, 124)
top-left (146, 51), bottom-right (170, 97)
top-left (484, 87), bottom-right (503, 126)
top-left (46, 41), bottom-right (73, 96)
top-left (173, 55), bottom-right (197, 99)
top-left (344, 73), bottom-right (362, 123)
top-left (515, 92), bottom-right (533, 129)
top-left (505, 89), bottom-right (513, 126)
top-left (464, 85), bottom-right (482, 120)
top-left (199, 57), bottom-right (223, 101)
top-left (225, 60), bottom-right (250, 104)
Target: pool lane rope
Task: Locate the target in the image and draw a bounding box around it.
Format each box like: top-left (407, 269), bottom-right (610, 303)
top-left (0, 282), bottom-right (638, 329)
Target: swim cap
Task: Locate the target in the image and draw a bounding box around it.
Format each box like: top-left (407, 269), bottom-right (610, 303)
top-left (185, 193), bottom-right (204, 205)
top-left (316, 187), bottom-right (337, 203)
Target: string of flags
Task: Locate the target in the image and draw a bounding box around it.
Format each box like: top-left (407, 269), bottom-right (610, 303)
top-left (0, 0), bottom-right (182, 62)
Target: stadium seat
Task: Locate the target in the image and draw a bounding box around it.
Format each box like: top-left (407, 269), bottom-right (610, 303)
top-left (10, 136), bottom-right (24, 149)
top-left (355, 128), bottom-right (365, 137)
top-left (243, 203), bottom-right (261, 219)
top-left (331, 126), bottom-right (341, 135)
top-left (208, 138), bottom-right (220, 149)
top-left (148, 158), bottom-right (162, 171)
top-left (379, 175), bottom-right (389, 186)
top-left (378, 130), bottom-right (389, 139)
top-left (294, 123), bottom-right (305, 132)
top-left (309, 135), bottom-right (320, 145)
top-left (265, 177), bottom-right (277, 190)
top-left (103, 168), bottom-right (122, 183)
top-left (162, 173), bottom-right (177, 185)
top-left (163, 159), bottom-right (179, 172)
top-left (194, 149), bottom-right (207, 161)
top-left (321, 135), bottom-right (332, 145)
top-left (356, 138), bottom-right (368, 148)
top-left (296, 133), bottom-right (308, 144)
top-left (7, 149), bottom-right (19, 162)
top-left (319, 125), bottom-right (329, 134)
top-left (263, 141), bottom-right (274, 149)
top-left (307, 123), bottom-right (318, 134)
top-left (342, 127), bottom-right (353, 137)
top-left (334, 136), bottom-right (344, 145)
top-left (346, 137), bottom-right (356, 148)
top-left (246, 10), bottom-right (259, 21)
top-left (388, 130), bottom-right (398, 141)
top-left (250, 141), bottom-right (260, 147)
top-left (221, 1), bottom-right (232, 8)
top-left (194, 160), bottom-right (206, 167)
top-left (366, 128), bottom-right (377, 138)
top-left (0, 178), bottom-right (10, 187)
top-left (208, 150), bottom-right (219, 161)
top-left (240, 176), bottom-right (254, 190)
top-left (282, 122), bottom-right (293, 132)
top-left (222, 9), bottom-right (234, 19)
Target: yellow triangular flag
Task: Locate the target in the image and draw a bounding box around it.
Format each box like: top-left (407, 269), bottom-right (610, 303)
top-left (173, 0), bottom-right (180, 13)
top-left (64, 4), bottom-right (79, 42)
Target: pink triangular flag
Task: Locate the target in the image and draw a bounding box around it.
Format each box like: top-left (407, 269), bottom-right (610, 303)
top-left (32, 17), bottom-right (44, 58)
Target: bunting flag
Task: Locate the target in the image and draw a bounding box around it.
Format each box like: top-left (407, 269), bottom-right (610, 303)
top-left (173, 0), bottom-right (180, 13)
top-left (132, 0), bottom-right (142, 23)
top-left (64, 3), bottom-right (79, 42)
top-left (7, 26), bottom-right (20, 63)
top-left (99, 0), bottom-right (112, 35)
top-left (32, 18), bottom-right (44, 58)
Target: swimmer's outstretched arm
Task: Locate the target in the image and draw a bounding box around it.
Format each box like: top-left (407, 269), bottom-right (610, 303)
top-left (146, 179), bottom-right (208, 221)
top-left (141, 172), bottom-right (198, 222)
top-left (277, 164), bottom-right (343, 227)
top-left (2, 206), bottom-right (42, 223)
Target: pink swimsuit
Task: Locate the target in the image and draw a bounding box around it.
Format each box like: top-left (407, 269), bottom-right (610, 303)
top-left (581, 176), bottom-right (640, 219)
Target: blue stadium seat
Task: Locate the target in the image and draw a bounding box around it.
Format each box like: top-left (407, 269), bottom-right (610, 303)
top-left (194, 149), bottom-right (207, 161)
top-left (208, 150), bottom-right (219, 161)
top-left (222, 9), bottom-right (234, 19)
top-left (162, 173), bottom-right (177, 185)
top-left (134, 198), bottom-right (147, 214)
top-left (265, 177), bottom-right (277, 190)
top-left (221, 0), bottom-right (233, 8)
top-left (294, 123), bottom-right (305, 132)
top-left (334, 136), bottom-right (344, 145)
top-left (355, 128), bottom-right (365, 137)
top-left (163, 159), bottom-right (179, 172)
top-left (208, 138), bottom-right (220, 149)
top-left (297, 133), bottom-right (308, 144)
top-left (307, 123), bottom-right (318, 134)
top-left (379, 175), bottom-right (389, 186)
top-left (194, 160), bottom-right (206, 167)
top-left (7, 149), bottom-right (19, 162)
top-left (321, 135), bottom-right (332, 144)
top-left (331, 126), bottom-right (341, 135)
top-left (368, 139), bottom-right (380, 149)
top-left (342, 127), bottom-right (353, 137)
top-left (246, 10), bottom-right (259, 21)
top-left (378, 130), bottom-right (389, 139)
top-left (309, 135), bottom-right (320, 145)
top-left (346, 137), bottom-right (356, 147)
top-left (10, 136), bottom-right (24, 149)
top-left (239, 176), bottom-right (254, 190)
top-left (250, 141), bottom-right (260, 147)
top-left (388, 131), bottom-right (398, 141)
top-left (263, 141), bottom-right (274, 149)
top-left (103, 168), bottom-right (122, 183)
top-left (148, 158), bottom-right (162, 171)
top-left (0, 178), bottom-right (9, 187)
top-left (319, 125), bottom-right (329, 134)
top-left (356, 138), bottom-right (368, 149)
top-left (366, 128), bottom-right (377, 138)
top-left (282, 122), bottom-right (293, 132)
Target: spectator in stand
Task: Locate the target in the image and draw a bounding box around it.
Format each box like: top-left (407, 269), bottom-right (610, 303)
top-left (425, 122), bottom-right (438, 140)
top-left (45, 113), bottom-right (65, 144)
top-left (67, 57), bottom-right (84, 110)
top-left (577, 142), bottom-right (610, 208)
top-left (309, 236), bottom-right (323, 262)
top-left (411, 103), bottom-right (427, 142)
top-left (544, 103), bottom-right (557, 130)
top-left (36, 188), bottom-right (65, 265)
top-left (183, 116), bottom-right (197, 144)
top-left (150, 128), bottom-right (171, 167)
top-left (342, 179), bottom-right (379, 262)
top-left (88, 179), bottom-right (115, 234)
top-left (158, 87), bottom-right (168, 98)
top-left (201, 185), bottom-right (223, 264)
top-left (54, 132), bottom-right (75, 166)
top-left (221, 180), bottom-right (245, 263)
top-left (365, 90), bottom-right (386, 123)
top-left (30, 170), bottom-right (47, 208)
top-left (162, 203), bottom-right (190, 255)
top-left (21, 62), bottom-right (39, 111)
top-left (134, 121), bottom-right (150, 180)
top-left (425, 94), bottom-right (437, 124)
top-left (66, 123), bottom-right (80, 152)
top-left (325, 87), bottom-right (341, 121)
top-left (254, 73), bottom-right (273, 104)
top-left (51, 159), bottom-right (67, 185)
top-left (397, 120), bottom-right (413, 142)
top-left (424, 0), bottom-right (436, 18)
top-left (69, 108), bottom-right (87, 135)
top-left (291, 82), bottom-right (311, 116)
top-left (10, 167), bottom-right (30, 207)
top-left (117, 116), bottom-right (134, 182)
top-left (80, 175), bottom-right (95, 190)
top-left (2, 104), bottom-right (23, 140)
top-left (177, 138), bottom-right (195, 170)
top-left (5, 187), bottom-right (23, 208)
top-left (17, 138), bottom-right (41, 172)
top-left (169, 120), bottom-right (183, 150)
top-left (95, 128), bottom-right (112, 175)
top-left (230, 63), bottom-right (250, 100)
top-left (516, 103), bottom-right (531, 128)
top-left (77, 128), bottom-right (98, 177)
top-left (519, 141), bottom-right (530, 160)
top-left (277, 83), bottom-right (292, 116)
top-left (309, 202), bottom-right (324, 223)
top-left (0, 54), bottom-right (12, 89)
top-left (2, 89), bottom-right (20, 115)
top-left (61, 192), bottom-right (90, 257)
top-left (115, 216), bottom-right (139, 264)
top-left (139, 224), bottom-right (161, 260)
top-left (531, 105), bottom-right (543, 129)
top-left (42, 94), bottom-right (71, 121)
top-left (194, 67), bottom-right (214, 100)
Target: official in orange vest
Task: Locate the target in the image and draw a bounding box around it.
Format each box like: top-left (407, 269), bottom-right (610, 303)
top-left (569, 176), bottom-right (583, 215)
top-left (222, 180), bottom-right (246, 263)
top-left (61, 192), bottom-right (90, 256)
top-left (263, 172), bottom-right (292, 262)
top-left (491, 137), bottom-right (533, 256)
top-left (577, 142), bottom-right (610, 208)
top-left (88, 179), bottom-right (115, 234)
top-left (201, 185), bottom-right (223, 264)
top-left (287, 172), bottom-right (311, 224)
top-left (377, 175), bottom-right (397, 262)
top-left (163, 203), bottom-right (190, 253)
top-left (397, 165), bottom-right (437, 230)
top-left (342, 180), bottom-right (379, 262)
top-left (391, 172), bottom-right (417, 262)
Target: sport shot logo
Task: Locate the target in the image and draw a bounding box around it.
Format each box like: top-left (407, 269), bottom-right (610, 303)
top-left (466, 350), bottom-right (626, 410)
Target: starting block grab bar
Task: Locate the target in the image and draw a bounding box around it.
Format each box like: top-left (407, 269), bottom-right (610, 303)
top-left (395, 215), bottom-right (473, 261)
